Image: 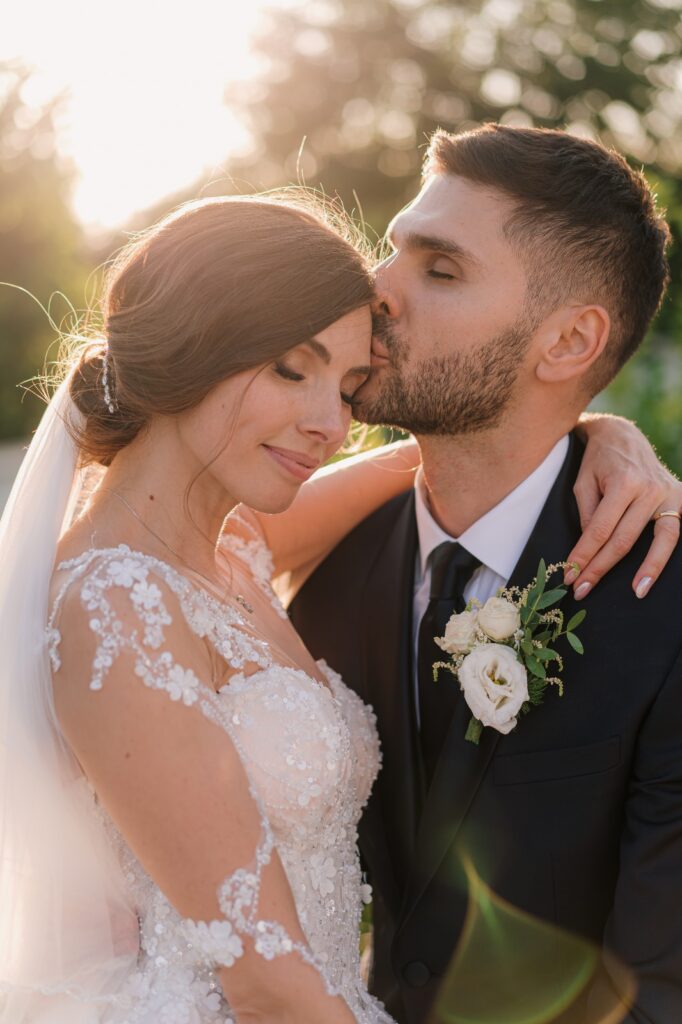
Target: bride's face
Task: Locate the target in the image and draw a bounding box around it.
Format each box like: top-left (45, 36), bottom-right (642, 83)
top-left (175, 305), bottom-right (372, 513)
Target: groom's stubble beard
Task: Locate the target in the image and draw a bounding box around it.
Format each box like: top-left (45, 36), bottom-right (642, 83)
top-left (353, 315), bottom-right (534, 436)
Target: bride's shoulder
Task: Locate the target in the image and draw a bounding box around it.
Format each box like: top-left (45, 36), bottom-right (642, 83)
top-left (47, 545), bottom-right (211, 693)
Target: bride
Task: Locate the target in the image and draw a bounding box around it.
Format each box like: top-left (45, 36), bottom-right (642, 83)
top-left (0, 193), bottom-right (675, 1024)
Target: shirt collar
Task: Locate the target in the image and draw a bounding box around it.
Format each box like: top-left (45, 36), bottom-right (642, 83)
top-left (414, 435), bottom-right (570, 581)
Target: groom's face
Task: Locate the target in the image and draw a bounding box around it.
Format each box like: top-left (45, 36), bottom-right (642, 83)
top-left (353, 173), bottom-right (538, 435)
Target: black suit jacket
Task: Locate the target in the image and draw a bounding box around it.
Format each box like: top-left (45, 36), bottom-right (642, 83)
top-left (290, 436), bottom-right (682, 1024)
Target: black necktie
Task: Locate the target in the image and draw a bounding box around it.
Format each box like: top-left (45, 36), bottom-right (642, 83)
top-left (417, 541), bottom-right (481, 785)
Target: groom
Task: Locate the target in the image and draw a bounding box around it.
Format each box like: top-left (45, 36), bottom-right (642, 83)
top-left (290, 124), bottom-right (682, 1023)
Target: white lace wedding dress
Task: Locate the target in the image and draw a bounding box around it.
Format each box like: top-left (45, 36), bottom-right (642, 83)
top-left (44, 530), bottom-right (394, 1024)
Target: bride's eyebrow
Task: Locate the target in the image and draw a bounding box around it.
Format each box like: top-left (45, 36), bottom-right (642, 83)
top-left (304, 339), bottom-right (332, 364)
top-left (304, 339), bottom-right (370, 378)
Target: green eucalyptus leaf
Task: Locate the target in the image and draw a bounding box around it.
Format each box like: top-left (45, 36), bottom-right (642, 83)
top-left (566, 609), bottom-right (587, 633)
top-left (520, 593), bottom-right (536, 622)
top-left (566, 632), bottom-right (584, 655)
top-left (525, 655), bottom-right (546, 679)
top-left (536, 587), bottom-right (568, 609)
top-left (536, 559), bottom-right (547, 592)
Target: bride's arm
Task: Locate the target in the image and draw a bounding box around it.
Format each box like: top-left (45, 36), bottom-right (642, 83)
top-left (249, 437), bottom-right (420, 577)
top-left (53, 575), bottom-right (357, 1024)
top-left (241, 416), bottom-right (681, 596)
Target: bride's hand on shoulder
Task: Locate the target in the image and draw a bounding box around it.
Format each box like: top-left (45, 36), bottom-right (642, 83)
top-left (568, 413), bottom-right (681, 599)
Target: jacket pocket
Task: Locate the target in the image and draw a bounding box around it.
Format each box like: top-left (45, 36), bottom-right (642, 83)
top-left (493, 736), bottom-right (621, 786)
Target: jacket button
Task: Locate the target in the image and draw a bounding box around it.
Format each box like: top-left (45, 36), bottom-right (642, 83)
top-left (403, 961), bottom-right (431, 987)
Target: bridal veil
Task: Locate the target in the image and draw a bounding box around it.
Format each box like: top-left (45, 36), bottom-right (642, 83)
top-left (0, 379), bottom-right (138, 1022)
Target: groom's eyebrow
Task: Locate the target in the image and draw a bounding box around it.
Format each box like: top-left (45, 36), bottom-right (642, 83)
top-left (390, 229), bottom-right (482, 268)
top-left (305, 339), bottom-right (371, 377)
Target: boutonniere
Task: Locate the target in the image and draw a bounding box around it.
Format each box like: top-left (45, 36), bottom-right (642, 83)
top-left (433, 560), bottom-right (586, 744)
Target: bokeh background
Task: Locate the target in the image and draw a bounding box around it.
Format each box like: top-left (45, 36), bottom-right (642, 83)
top-left (2, 0), bottom-right (681, 508)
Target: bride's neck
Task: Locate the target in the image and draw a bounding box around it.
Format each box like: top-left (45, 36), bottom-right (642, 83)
top-left (82, 424), bottom-right (236, 578)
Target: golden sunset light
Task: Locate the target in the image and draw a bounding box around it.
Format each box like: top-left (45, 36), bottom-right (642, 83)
top-left (3, 0), bottom-right (296, 228)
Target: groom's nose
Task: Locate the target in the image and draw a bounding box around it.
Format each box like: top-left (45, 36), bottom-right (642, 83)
top-left (372, 266), bottom-right (401, 321)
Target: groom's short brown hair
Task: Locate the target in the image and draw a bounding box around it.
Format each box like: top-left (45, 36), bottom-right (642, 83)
top-left (425, 123), bottom-right (671, 395)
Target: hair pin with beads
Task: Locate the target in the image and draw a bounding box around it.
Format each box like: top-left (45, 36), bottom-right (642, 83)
top-left (102, 349), bottom-right (117, 414)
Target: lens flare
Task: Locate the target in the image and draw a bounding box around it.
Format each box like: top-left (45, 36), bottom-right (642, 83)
top-left (431, 856), bottom-right (636, 1024)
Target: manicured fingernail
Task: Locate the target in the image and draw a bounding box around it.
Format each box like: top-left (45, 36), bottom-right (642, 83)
top-left (636, 576), bottom-right (653, 599)
top-left (575, 581), bottom-right (591, 600)
top-left (565, 567), bottom-right (579, 584)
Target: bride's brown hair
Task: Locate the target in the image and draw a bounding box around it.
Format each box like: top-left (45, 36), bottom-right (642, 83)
top-left (68, 193), bottom-right (375, 466)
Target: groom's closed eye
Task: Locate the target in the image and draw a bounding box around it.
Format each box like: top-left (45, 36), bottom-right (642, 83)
top-left (427, 258), bottom-right (460, 281)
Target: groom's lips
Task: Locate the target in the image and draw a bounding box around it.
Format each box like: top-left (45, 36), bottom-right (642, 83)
top-left (262, 444), bottom-right (320, 481)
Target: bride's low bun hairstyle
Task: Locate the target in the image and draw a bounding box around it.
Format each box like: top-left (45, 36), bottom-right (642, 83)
top-left (69, 342), bottom-right (147, 463)
top-left (67, 194), bottom-right (375, 467)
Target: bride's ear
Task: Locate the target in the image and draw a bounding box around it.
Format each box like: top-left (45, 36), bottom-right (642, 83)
top-left (535, 305), bottom-right (610, 384)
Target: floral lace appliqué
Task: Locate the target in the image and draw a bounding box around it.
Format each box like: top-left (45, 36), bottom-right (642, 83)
top-left (46, 545), bottom-right (393, 1024)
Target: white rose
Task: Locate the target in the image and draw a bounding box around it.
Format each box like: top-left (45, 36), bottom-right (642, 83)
top-left (459, 644), bottom-right (528, 735)
top-left (478, 597), bottom-right (521, 642)
top-left (436, 610), bottom-right (479, 655)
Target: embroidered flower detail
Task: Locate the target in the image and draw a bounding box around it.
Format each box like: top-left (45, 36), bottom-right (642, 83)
top-left (309, 852), bottom-right (337, 896)
top-left (131, 579), bottom-right (164, 611)
top-left (46, 626), bottom-right (62, 670)
top-left (108, 557), bottom-right (148, 588)
top-left (183, 919), bottom-right (244, 967)
top-left (361, 883), bottom-right (373, 905)
top-left (297, 781), bottom-right (322, 808)
top-left (254, 920), bottom-right (294, 959)
top-left (166, 664), bottom-right (201, 705)
top-left (190, 978), bottom-right (223, 1013)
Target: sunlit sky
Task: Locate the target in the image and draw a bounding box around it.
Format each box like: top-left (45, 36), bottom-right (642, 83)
top-left (3, 0), bottom-right (296, 230)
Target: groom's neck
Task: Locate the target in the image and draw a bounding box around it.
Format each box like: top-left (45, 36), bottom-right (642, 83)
top-left (417, 421), bottom-right (572, 538)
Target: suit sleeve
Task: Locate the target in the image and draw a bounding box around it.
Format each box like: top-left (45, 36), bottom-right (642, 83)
top-left (593, 643), bottom-right (682, 1023)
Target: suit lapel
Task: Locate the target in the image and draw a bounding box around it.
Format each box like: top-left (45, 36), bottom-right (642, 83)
top-left (360, 490), bottom-right (424, 890)
top-left (402, 434), bottom-right (584, 920)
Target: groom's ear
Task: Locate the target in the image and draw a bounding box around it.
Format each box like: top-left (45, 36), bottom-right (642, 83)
top-left (534, 305), bottom-right (611, 385)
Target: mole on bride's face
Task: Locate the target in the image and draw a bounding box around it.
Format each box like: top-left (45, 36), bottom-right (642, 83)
top-left (176, 305), bottom-right (372, 513)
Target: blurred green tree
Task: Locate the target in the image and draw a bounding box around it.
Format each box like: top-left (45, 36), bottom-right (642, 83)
top-left (0, 61), bottom-right (87, 438)
top-left (226, 0), bottom-right (682, 469)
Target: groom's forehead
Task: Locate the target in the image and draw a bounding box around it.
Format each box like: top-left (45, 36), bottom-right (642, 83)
top-left (389, 174), bottom-right (512, 251)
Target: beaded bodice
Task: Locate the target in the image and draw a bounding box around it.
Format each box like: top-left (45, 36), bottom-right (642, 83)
top-left (46, 529), bottom-right (393, 1024)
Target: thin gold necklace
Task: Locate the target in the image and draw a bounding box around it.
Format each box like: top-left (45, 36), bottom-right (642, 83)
top-left (106, 489), bottom-right (254, 615)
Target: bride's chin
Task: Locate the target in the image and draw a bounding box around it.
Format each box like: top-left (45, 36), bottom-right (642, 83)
top-left (247, 489), bottom-right (300, 516)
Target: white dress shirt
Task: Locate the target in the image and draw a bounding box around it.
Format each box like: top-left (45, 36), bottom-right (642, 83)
top-left (412, 435), bottom-right (570, 726)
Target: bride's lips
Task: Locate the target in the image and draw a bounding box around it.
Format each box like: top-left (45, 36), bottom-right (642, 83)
top-left (262, 444), bottom-right (321, 482)
top-left (370, 336), bottom-right (391, 367)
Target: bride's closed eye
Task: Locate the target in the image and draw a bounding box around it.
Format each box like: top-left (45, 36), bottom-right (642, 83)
top-left (274, 361), bottom-right (304, 383)
top-left (273, 361), bottom-right (358, 406)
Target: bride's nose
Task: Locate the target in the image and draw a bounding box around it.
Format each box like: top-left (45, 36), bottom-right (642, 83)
top-left (299, 397), bottom-right (348, 448)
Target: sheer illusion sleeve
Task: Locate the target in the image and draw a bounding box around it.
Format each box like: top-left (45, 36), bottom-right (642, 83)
top-left (49, 552), bottom-right (355, 1022)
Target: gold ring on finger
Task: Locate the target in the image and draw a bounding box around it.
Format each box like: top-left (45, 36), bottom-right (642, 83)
top-left (652, 509), bottom-right (682, 522)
